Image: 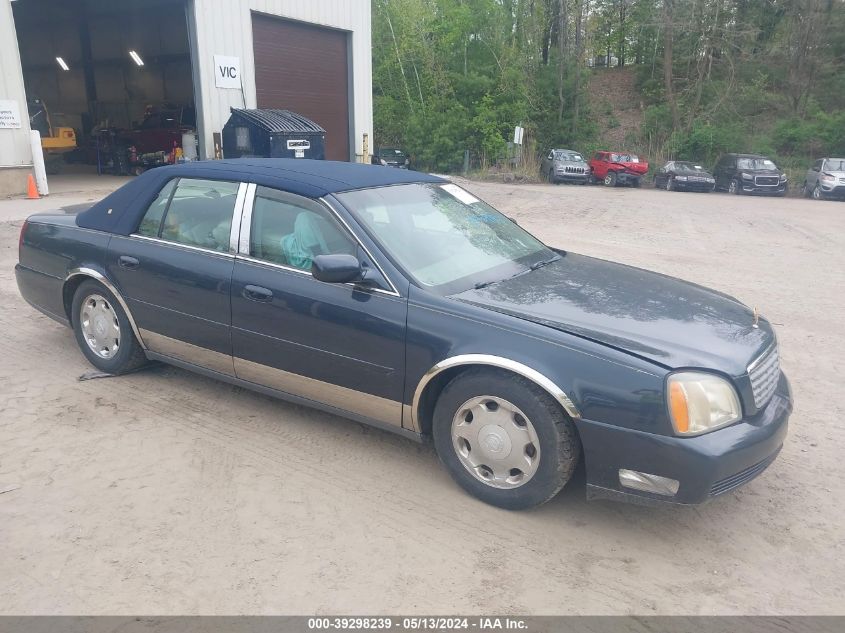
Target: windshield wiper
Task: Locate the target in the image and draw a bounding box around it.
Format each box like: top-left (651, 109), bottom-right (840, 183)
top-left (530, 255), bottom-right (560, 271)
top-left (474, 280), bottom-right (497, 289)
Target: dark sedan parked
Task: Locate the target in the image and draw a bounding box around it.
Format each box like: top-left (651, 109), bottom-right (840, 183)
top-left (15, 159), bottom-right (791, 509)
top-left (654, 161), bottom-right (716, 192)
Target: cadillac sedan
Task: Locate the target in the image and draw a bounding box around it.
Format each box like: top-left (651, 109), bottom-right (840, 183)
top-left (15, 159), bottom-right (791, 510)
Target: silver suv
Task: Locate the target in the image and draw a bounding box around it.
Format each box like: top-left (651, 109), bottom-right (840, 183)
top-left (541, 149), bottom-right (590, 184)
top-left (802, 158), bottom-right (845, 200)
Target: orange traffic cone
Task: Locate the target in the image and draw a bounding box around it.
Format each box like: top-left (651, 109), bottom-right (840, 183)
top-left (26, 174), bottom-right (40, 200)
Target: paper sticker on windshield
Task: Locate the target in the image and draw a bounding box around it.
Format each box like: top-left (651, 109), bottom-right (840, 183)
top-left (440, 183), bottom-right (479, 205)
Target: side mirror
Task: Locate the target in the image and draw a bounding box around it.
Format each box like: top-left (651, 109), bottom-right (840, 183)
top-left (311, 254), bottom-right (364, 284)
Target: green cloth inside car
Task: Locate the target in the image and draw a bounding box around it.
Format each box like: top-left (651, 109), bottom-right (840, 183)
top-left (281, 211), bottom-right (330, 270)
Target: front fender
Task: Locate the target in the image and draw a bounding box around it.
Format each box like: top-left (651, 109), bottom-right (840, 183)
top-left (405, 289), bottom-right (668, 435)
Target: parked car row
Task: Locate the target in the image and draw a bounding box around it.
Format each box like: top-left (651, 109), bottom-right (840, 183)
top-left (542, 148), bottom-right (845, 200)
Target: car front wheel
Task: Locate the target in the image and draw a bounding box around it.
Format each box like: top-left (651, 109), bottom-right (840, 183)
top-left (432, 369), bottom-right (580, 510)
top-left (813, 184), bottom-right (823, 200)
top-left (729, 179), bottom-right (741, 195)
top-left (604, 172), bottom-right (617, 187)
top-left (71, 279), bottom-right (147, 374)
top-left (665, 177), bottom-right (674, 191)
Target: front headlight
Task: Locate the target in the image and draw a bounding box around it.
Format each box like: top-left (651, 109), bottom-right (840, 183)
top-left (706, 177), bottom-right (715, 183)
top-left (667, 372), bottom-right (742, 435)
top-left (675, 175), bottom-right (688, 181)
top-left (741, 172), bottom-right (753, 180)
top-left (780, 174), bottom-right (788, 182)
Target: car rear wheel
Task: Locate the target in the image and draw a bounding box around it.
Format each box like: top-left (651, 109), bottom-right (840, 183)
top-left (71, 279), bottom-right (147, 374)
top-left (604, 172), bottom-right (617, 187)
top-left (432, 369), bottom-right (580, 510)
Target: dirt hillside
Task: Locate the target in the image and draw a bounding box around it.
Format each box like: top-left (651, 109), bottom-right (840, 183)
top-left (587, 67), bottom-right (645, 149)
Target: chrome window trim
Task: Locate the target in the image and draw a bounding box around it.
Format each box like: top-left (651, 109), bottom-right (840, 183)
top-left (229, 182), bottom-right (249, 254)
top-left (237, 182), bottom-right (257, 254)
top-left (410, 354), bottom-right (581, 434)
top-left (235, 254), bottom-right (401, 297)
top-left (231, 184), bottom-right (401, 297)
top-left (127, 233), bottom-right (236, 259)
top-left (65, 267), bottom-right (147, 350)
top-left (320, 195), bottom-right (400, 296)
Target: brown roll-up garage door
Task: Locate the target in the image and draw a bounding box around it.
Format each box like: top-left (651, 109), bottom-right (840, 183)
top-left (252, 14), bottom-right (350, 161)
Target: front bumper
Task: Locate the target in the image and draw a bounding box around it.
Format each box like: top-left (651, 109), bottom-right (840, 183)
top-left (819, 183), bottom-right (845, 198)
top-left (614, 172), bottom-right (644, 185)
top-left (578, 372), bottom-right (792, 505)
top-left (742, 182), bottom-right (787, 195)
top-left (675, 180), bottom-right (715, 192)
top-left (554, 171), bottom-right (589, 182)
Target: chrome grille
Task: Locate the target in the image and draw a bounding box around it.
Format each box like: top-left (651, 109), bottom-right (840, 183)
top-left (748, 344), bottom-right (780, 409)
top-left (563, 166), bottom-right (585, 174)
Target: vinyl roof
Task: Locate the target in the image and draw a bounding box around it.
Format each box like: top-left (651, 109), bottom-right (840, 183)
top-left (76, 159), bottom-right (446, 234)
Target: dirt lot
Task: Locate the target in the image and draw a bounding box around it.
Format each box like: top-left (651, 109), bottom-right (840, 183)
top-left (1, 181), bottom-right (843, 615)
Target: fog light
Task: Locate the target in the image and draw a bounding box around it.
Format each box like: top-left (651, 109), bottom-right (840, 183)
top-left (619, 469), bottom-right (680, 496)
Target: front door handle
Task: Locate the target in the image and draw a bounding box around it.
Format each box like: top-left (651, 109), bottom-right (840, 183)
top-left (243, 284), bottom-right (273, 302)
top-left (118, 255), bottom-right (139, 270)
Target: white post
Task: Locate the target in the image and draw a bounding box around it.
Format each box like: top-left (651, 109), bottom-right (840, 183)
top-left (29, 131), bottom-right (49, 196)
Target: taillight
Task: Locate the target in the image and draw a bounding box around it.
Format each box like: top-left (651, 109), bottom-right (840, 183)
top-left (18, 219), bottom-right (28, 255)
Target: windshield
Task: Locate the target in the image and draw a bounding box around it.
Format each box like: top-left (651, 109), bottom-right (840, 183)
top-left (825, 159), bottom-right (845, 171)
top-left (611, 153), bottom-right (638, 163)
top-left (554, 150), bottom-right (584, 162)
top-left (737, 158), bottom-right (777, 170)
top-left (675, 162), bottom-right (706, 172)
top-left (380, 148), bottom-right (406, 158)
top-left (336, 183), bottom-right (555, 293)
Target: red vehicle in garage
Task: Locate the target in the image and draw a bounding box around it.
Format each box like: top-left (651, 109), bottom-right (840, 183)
top-left (590, 151), bottom-right (649, 187)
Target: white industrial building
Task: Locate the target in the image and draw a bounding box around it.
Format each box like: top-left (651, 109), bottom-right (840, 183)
top-left (0, 0), bottom-right (373, 196)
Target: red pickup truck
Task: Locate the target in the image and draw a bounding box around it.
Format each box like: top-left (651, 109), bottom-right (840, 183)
top-left (589, 151), bottom-right (649, 187)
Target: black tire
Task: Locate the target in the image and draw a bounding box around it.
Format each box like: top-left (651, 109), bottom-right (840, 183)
top-left (729, 178), bottom-right (742, 195)
top-left (547, 169), bottom-right (556, 184)
top-left (71, 279), bottom-right (147, 374)
top-left (631, 177), bottom-right (641, 188)
top-left (812, 184), bottom-right (822, 200)
top-left (801, 182), bottom-right (810, 198)
top-left (432, 368), bottom-right (580, 510)
top-left (665, 176), bottom-right (674, 191)
top-left (604, 171), bottom-right (617, 187)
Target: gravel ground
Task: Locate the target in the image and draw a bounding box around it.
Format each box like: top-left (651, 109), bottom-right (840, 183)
top-left (1, 180), bottom-right (843, 615)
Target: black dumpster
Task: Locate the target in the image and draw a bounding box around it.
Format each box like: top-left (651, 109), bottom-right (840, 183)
top-left (222, 108), bottom-right (326, 160)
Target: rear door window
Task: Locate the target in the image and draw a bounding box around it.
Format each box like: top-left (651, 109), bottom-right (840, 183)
top-left (137, 178), bottom-right (240, 252)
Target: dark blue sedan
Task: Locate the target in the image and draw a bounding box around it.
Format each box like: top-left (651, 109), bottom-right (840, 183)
top-left (15, 159), bottom-right (791, 509)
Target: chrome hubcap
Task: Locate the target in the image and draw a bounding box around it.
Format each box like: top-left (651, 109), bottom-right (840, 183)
top-left (451, 396), bottom-right (541, 489)
top-left (729, 181), bottom-right (737, 193)
top-left (80, 294), bottom-right (120, 359)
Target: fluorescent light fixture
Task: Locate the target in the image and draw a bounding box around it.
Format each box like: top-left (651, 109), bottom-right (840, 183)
top-left (129, 50), bottom-right (144, 66)
top-left (56, 57), bottom-right (69, 71)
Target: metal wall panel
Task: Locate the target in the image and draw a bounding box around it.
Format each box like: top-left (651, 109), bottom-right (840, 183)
top-left (0, 0), bottom-right (33, 168)
top-left (189, 0), bottom-right (371, 161)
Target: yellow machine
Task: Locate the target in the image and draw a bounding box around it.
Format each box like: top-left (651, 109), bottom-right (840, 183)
top-left (28, 98), bottom-right (77, 173)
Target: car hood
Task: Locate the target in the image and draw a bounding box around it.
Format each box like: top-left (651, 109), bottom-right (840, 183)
top-left (676, 169), bottom-right (713, 178)
top-left (451, 252), bottom-right (772, 375)
top-left (554, 160), bottom-right (588, 167)
top-left (612, 161), bottom-right (649, 174)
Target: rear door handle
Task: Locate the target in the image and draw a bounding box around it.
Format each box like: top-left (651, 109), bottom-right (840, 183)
top-left (243, 285), bottom-right (273, 302)
top-left (118, 255), bottom-right (139, 270)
